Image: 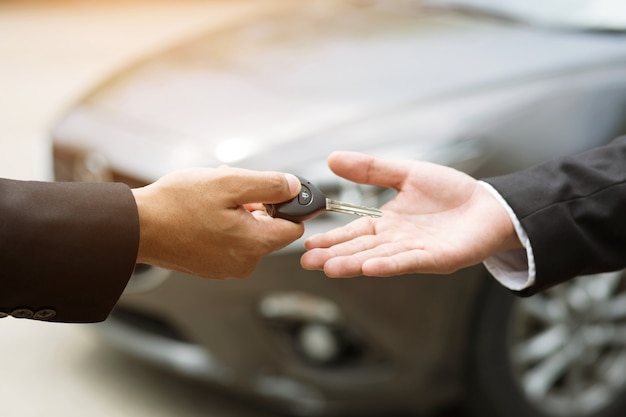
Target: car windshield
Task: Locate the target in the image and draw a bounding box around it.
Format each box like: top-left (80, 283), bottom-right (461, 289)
top-left (426, 0), bottom-right (626, 30)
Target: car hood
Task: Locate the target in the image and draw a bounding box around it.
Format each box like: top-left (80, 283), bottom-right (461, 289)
top-left (430, 0), bottom-right (626, 31)
top-left (52, 1), bottom-right (626, 180)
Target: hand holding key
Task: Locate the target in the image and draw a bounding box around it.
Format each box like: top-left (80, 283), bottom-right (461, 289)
top-left (134, 167), bottom-right (304, 279)
top-left (264, 176), bottom-right (381, 222)
top-left (300, 151), bottom-right (522, 278)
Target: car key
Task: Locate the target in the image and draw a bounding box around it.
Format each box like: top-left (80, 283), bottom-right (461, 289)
top-left (264, 176), bottom-right (382, 222)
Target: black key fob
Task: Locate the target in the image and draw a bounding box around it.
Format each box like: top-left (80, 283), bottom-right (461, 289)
top-left (264, 176), bottom-right (326, 222)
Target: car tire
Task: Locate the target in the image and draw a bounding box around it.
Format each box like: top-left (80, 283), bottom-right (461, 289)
top-left (464, 270), bottom-right (626, 417)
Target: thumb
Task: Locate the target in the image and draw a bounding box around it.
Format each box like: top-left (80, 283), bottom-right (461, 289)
top-left (328, 151), bottom-right (409, 189)
top-left (234, 170), bottom-right (301, 205)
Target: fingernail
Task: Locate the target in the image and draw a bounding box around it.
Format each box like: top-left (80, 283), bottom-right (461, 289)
top-left (284, 173), bottom-right (301, 195)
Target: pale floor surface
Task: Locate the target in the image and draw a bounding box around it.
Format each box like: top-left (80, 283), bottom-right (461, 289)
top-left (0, 1), bottom-right (278, 415)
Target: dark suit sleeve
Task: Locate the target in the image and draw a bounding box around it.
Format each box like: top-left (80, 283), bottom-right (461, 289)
top-left (0, 179), bottom-right (139, 322)
top-left (483, 136), bottom-right (626, 296)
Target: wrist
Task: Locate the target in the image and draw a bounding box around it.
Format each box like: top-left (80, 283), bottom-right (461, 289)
top-left (477, 181), bottom-right (523, 253)
top-left (131, 186), bottom-right (159, 265)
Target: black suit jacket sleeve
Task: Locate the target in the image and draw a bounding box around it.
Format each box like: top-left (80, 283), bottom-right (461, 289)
top-left (0, 179), bottom-right (139, 322)
top-left (483, 136), bottom-right (626, 296)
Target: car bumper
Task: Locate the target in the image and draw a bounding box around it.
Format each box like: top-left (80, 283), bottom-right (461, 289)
top-left (96, 253), bottom-right (487, 415)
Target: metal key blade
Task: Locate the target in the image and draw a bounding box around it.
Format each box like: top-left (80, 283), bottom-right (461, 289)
top-left (325, 198), bottom-right (382, 218)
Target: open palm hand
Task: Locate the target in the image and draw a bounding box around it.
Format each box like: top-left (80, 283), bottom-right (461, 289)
top-left (301, 151), bottom-right (520, 277)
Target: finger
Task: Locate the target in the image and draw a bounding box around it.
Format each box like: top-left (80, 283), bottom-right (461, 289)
top-left (244, 202), bottom-right (266, 213)
top-left (304, 217), bottom-right (374, 249)
top-left (327, 151), bottom-right (410, 190)
top-left (362, 251), bottom-right (437, 276)
top-left (252, 211), bottom-right (305, 247)
top-left (321, 243), bottom-right (427, 277)
top-left (361, 251), bottom-right (423, 276)
top-left (300, 247), bottom-right (336, 271)
top-left (229, 170), bottom-right (301, 205)
top-left (323, 256), bottom-right (365, 278)
top-left (301, 234), bottom-right (382, 272)
top-left (321, 234), bottom-right (382, 257)
top-left (308, 240), bottom-right (404, 277)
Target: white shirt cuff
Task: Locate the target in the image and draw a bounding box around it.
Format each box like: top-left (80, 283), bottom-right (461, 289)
top-left (478, 181), bottom-right (536, 291)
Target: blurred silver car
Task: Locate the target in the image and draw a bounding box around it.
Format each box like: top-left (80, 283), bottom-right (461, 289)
top-left (50, 1), bottom-right (626, 416)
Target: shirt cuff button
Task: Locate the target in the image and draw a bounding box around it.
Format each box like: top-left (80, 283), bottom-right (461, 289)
top-left (34, 309), bottom-right (57, 321)
top-left (11, 308), bottom-right (34, 319)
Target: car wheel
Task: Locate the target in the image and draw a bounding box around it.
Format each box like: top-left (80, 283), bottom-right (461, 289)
top-left (465, 270), bottom-right (626, 417)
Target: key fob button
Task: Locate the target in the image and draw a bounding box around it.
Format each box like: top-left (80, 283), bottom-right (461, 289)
top-left (264, 176), bottom-right (327, 222)
top-left (298, 185), bottom-right (313, 205)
